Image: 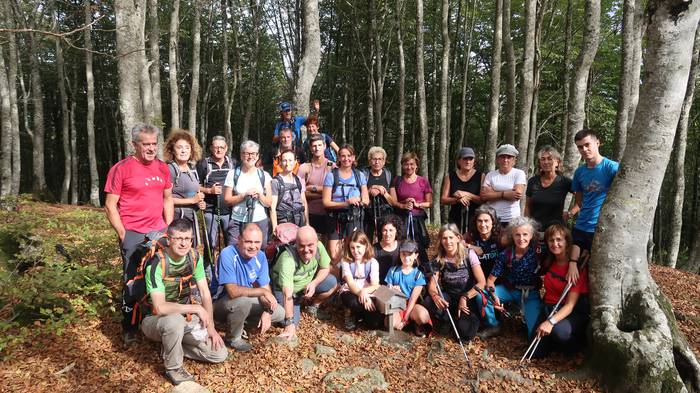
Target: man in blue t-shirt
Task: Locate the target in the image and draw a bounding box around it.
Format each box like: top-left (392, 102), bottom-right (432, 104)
top-left (568, 129), bottom-right (619, 253)
top-left (211, 223), bottom-right (285, 352)
top-left (273, 100), bottom-right (320, 149)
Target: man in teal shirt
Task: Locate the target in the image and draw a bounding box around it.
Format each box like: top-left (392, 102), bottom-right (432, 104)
top-left (141, 219), bottom-right (227, 385)
top-left (272, 226), bottom-right (338, 338)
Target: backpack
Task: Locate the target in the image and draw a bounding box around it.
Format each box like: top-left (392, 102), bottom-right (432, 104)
top-left (386, 265), bottom-right (422, 286)
top-left (266, 223), bottom-right (320, 272)
top-left (361, 167), bottom-right (392, 189)
top-left (123, 232), bottom-right (200, 326)
top-left (349, 261), bottom-right (373, 281)
top-left (331, 167), bottom-right (363, 199)
top-left (232, 165), bottom-right (266, 189)
top-left (168, 162), bottom-right (199, 188)
top-left (274, 174), bottom-right (305, 225)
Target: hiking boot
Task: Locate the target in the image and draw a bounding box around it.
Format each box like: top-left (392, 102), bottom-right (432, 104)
top-left (344, 313), bottom-right (358, 331)
top-left (164, 367), bottom-right (195, 385)
top-left (414, 324), bottom-right (428, 338)
top-left (306, 304), bottom-right (331, 321)
top-left (226, 338), bottom-right (253, 352)
top-left (122, 331), bottom-right (138, 347)
top-left (477, 325), bottom-right (502, 340)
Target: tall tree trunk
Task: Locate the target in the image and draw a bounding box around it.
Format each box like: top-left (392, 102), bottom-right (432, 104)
top-left (221, 0), bottom-right (233, 146)
top-left (243, 1), bottom-right (262, 141)
top-left (69, 68), bottom-right (78, 205)
top-left (590, 3), bottom-right (700, 392)
top-left (560, 0), bottom-right (573, 151)
top-left (562, 0), bottom-right (601, 176)
top-left (613, 0), bottom-right (638, 161)
top-left (502, 0), bottom-right (516, 145)
top-left (0, 46), bottom-right (11, 196)
top-left (516, 0), bottom-right (536, 169)
top-left (115, 0), bottom-right (147, 152)
top-left (85, 0), bottom-right (100, 207)
top-left (27, 31), bottom-right (47, 196)
top-left (367, 77), bottom-right (376, 145)
top-left (188, 2), bottom-right (201, 133)
top-left (293, 0), bottom-right (321, 120)
top-left (370, 0), bottom-right (385, 147)
top-left (667, 22), bottom-right (700, 268)
top-left (169, 0), bottom-right (181, 130)
top-left (147, 0), bottom-right (163, 129)
top-left (626, 5), bottom-right (648, 133)
top-left (415, 0), bottom-right (429, 178)
top-left (8, 32), bottom-right (20, 196)
top-left (395, 0), bottom-right (406, 175)
top-left (432, 0), bottom-right (450, 225)
top-left (56, 37), bottom-right (71, 204)
top-left (485, 0), bottom-right (503, 172)
top-left (457, 0), bottom-right (475, 150)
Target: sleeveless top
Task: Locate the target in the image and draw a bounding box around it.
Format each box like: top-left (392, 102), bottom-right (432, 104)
top-left (447, 169), bottom-right (482, 230)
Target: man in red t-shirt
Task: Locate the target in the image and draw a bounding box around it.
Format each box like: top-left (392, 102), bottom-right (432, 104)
top-left (104, 123), bottom-right (174, 346)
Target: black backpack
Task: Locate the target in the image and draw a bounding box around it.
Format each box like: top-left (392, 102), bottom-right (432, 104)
top-left (274, 174), bottom-right (305, 226)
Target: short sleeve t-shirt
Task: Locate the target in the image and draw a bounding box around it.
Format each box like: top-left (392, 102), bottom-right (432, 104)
top-left (298, 160), bottom-right (335, 215)
top-left (483, 168), bottom-right (527, 223)
top-left (526, 174), bottom-right (572, 229)
top-left (210, 245), bottom-right (270, 300)
top-left (274, 116), bottom-right (307, 142)
top-left (543, 263), bottom-right (589, 305)
top-left (104, 156), bottom-right (172, 233)
top-left (572, 157), bottom-right (619, 233)
top-left (146, 253), bottom-right (205, 295)
top-left (271, 174), bottom-right (306, 214)
top-left (223, 168), bottom-right (272, 222)
top-left (393, 176), bottom-right (433, 214)
top-left (340, 258), bottom-right (380, 292)
top-left (374, 242), bottom-right (400, 285)
top-left (323, 170), bottom-right (367, 202)
top-left (272, 241), bottom-right (331, 293)
top-left (385, 266), bottom-right (427, 297)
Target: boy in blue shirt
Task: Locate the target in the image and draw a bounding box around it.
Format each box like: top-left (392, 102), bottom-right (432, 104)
top-left (211, 223), bottom-right (285, 352)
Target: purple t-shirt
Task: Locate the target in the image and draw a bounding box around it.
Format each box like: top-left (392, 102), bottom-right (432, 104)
top-left (393, 176), bottom-right (433, 214)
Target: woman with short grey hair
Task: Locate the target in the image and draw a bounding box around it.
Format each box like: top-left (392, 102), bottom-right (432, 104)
top-left (480, 144), bottom-right (527, 226)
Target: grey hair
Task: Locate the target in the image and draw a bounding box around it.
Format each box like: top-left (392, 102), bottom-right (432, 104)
top-left (506, 216), bottom-right (539, 237)
top-left (210, 135), bottom-right (227, 146)
top-left (240, 140), bottom-right (260, 154)
top-left (131, 123), bottom-right (160, 143)
top-left (537, 145), bottom-right (562, 167)
top-left (367, 146), bottom-right (387, 161)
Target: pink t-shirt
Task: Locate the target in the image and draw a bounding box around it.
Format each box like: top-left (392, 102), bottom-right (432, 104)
top-left (298, 160), bottom-right (335, 215)
top-left (393, 175), bottom-right (433, 214)
top-left (104, 156), bottom-right (172, 233)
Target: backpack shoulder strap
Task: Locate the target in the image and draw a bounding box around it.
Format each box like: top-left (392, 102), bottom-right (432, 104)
top-left (352, 169), bottom-right (362, 190)
top-left (331, 168), bottom-right (340, 195)
top-left (233, 165), bottom-right (242, 187)
top-left (168, 162), bottom-right (181, 187)
top-left (383, 169), bottom-right (392, 187)
top-left (293, 175), bottom-right (302, 191)
top-left (257, 168), bottom-right (266, 189)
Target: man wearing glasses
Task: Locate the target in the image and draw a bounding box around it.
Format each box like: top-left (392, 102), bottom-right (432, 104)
top-left (141, 219), bottom-right (228, 385)
top-left (105, 123), bottom-right (174, 346)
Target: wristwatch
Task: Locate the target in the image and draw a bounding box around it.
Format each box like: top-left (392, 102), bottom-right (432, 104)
top-left (312, 185), bottom-right (317, 192)
top-left (282, 317), bottom-right (294, 327)
top-left (548, 317), bottom-right (558, 326)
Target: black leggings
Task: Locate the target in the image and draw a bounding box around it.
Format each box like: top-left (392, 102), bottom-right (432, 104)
top-left (423, 292), bottom-right (480, 342)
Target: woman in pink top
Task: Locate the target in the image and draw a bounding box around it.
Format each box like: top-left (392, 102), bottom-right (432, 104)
top-left (389, 152), bottom-right (433, 262)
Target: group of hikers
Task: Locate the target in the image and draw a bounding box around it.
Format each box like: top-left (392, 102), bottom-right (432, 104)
top-left (104, 101), bottom-right (618, 385)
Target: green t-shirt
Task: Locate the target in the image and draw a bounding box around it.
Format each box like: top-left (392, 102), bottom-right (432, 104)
top-left (145, 251), bottom-right (205, 300)
top-left (272, 241), bottom-right (330, 293)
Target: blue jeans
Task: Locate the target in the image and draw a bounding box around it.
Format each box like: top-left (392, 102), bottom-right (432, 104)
top-left (475, 292), bottom-right (499, 327)
top-left (493, 285), bottom-right (543, 339)
top-left (274, 274), bottom-right (337, 325)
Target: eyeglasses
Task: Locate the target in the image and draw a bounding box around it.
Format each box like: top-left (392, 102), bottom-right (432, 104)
top-left (242, 152), bottom-right (259, 157)
top-left (212, 146), bottom-right (227, 151)
top-left (171, 237), bottom-right (193, 243)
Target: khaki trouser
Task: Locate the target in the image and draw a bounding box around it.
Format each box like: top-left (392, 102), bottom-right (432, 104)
top-left (141, 313), bottom-right (228, 370)
top-left (213, 295), bottom-right (285, 340)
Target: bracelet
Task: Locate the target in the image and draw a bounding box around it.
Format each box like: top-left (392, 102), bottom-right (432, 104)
top-left (569, 259), bottom-right (579, 264)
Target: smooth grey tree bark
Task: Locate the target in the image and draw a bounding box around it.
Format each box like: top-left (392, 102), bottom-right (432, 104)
top-left (293, 0), bottom-right (321, 119)
top-left (457, 0), bottom-right (475, 150)
top-left (502, 0), bottom-right (516, 146)
top-left (116, 0), bottom-right (147, 154)
top-left (169, 0), bottom-right (180, 130)
top-left (560, 0), bottom-right (573, 151)
top-left (485, 0), bottom-right (503, 172)
top-left (589, 2), bottom-right (700, 391)
top-left (85, 0), bottom-right (100, 207)
top-left (221, 0), bottom-right (234, 146)
top-left (188, 1), bottom-right (201, 134)
top-left (394, 0), bottom-right (406, 175)
top-left (8, 32), bottom-right (20, 196)
top-left (667, 22), bottom-right (700, 269)
top-left (27, 27), bottom-right (47, 195)
top-left (516, 0), bottom-right (536, 170)
top-left (56, 36), bottom-right (72, 204)
top-left (562, 0), bottom-right (600, 176)
top-left (416, 0), bottom-right (429, 178)
top-left (147, 0), bottom-right (163, 129)
top-left (613, 0), bottom-right (638, 161)
top-left (243, 0), bottom-right (263, 141)
top-left (432, 0), bottom-right (450, 225)
top-left (0, 45), bottom-right (11, 196)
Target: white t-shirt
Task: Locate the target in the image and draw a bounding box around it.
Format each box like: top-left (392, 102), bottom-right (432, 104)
top-left (483, 168), bottom-right (527, 223)
top-left (224, 168), bottom-right (272, 222)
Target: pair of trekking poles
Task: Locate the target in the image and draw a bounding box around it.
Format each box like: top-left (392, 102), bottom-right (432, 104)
top-left (200, 196), bottom-right (256, 268)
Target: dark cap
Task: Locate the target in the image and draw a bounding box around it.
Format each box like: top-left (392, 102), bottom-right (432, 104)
top-left (457, 147), bottom-right (475, 158)
top-left (399, 241), bottom-right (419, 253)
top-left (279, 102), bottom-right (292, 112)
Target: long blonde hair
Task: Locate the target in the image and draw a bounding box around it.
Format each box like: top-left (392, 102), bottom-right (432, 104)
top-left (435, 223), bottom-right (468, 269)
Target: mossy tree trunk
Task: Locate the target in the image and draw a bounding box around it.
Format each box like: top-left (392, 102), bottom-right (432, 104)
top-left (589, 2), bottom-right (700, 392)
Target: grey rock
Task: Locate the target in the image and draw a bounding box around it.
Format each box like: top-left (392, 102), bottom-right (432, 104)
top-left (323, 367), bottom-right (389, 393)
top-left (170, 381), bottom-right (210, 393)
top-left (478, 368), bottom-right (532, 386)
top-left (268, 336), bottom-right (300, 348)
top-left (339, 334), bottom-right (356, 345)
top-left (297, 358), bottom-right (318, 374)
top-left (315, 344), bottom-right (337, 356)
top-left (375, 329), bottom-right (413, 350)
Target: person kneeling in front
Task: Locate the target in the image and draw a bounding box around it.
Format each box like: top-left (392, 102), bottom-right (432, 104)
top-left (141, 219), bottom-right (228, 386)
top-left (211, 223), bottom-right (285, 352)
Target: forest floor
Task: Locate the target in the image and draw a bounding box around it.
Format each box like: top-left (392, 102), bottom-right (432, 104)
top-left (0, 200), bottom-right (698, 393)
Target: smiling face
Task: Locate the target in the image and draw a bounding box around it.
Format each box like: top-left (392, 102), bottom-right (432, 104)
top-left (237, 226), bottom-right (263, 259)
top-left (168, 228), bottom-right (193, 258)
top-left (338, 148), bottom-right (355, 169)
top-left (349, 241), bottom-right (367, 261)
top-left (173, 139), bottom-right (192, 163)
top-left (279, 129), bottom-right (294, 149)
top-left (538, 152), bottom-right (557, 173)
top-left (296, 227), bottom-right (318, 262)
top-left (546, 229), bottom-right (568, 257)
top-left (400, 251), bottom-right (417, 267)
top-left (134, 132), bottom-right (158, 163)
top-left (512, 225), bottom-right (533, 252)
top-left (308, 123), bottom-right (319, 134)
top-left (210, 140), bottom-right (228, 160)
top-left (279, 151), bottom-right (297, 173)
top-left (401, 158), bottom-right (418, 177)
top-left (440, 229), bottom-right (461, 256)
top-left (476, 213), bottom-right (493, 238)
top-left (310, 139), bottom-right (326, 158)
top-left (240, 146), bottom-right (259, 168)
top-left (381, 223), bottom-right (397, 243)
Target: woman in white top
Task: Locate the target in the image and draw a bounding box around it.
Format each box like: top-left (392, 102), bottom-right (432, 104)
top-left (224, 140), bottom-right (273, 247)
top-left (480, 144), bottom-right (527, 226)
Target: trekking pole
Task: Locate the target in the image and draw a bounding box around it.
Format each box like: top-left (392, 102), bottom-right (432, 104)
top-left (372, 196), bottom-right (380, 243)
top-left (245, 196), bottom-right (255, 223)
top-left (460, 205), bottom-right (470, 235)
top-left (520, 258), bottom-right (589, 363)
top-left (426, 261), bottom-right (472, 368)
top-left (406, 210), bottom-right (415, 241)
top-left (475, 286), bottom-right (511, 318)
top-left (199, 209), bottom-right (214, 267)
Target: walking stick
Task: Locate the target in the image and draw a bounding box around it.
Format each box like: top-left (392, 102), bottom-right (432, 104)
top-left (245, 196), bottom-right (255, 223)
top-left (198, 209), bottom-right (214, 267)
top-left (426, 260), bottom-right (472, 368)
top-left (372, 195), bottom-right (380, 243)
top-left (406, 210), bottom-right (415, 242)
top-left (460, 205), bottom-right (470, 235)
